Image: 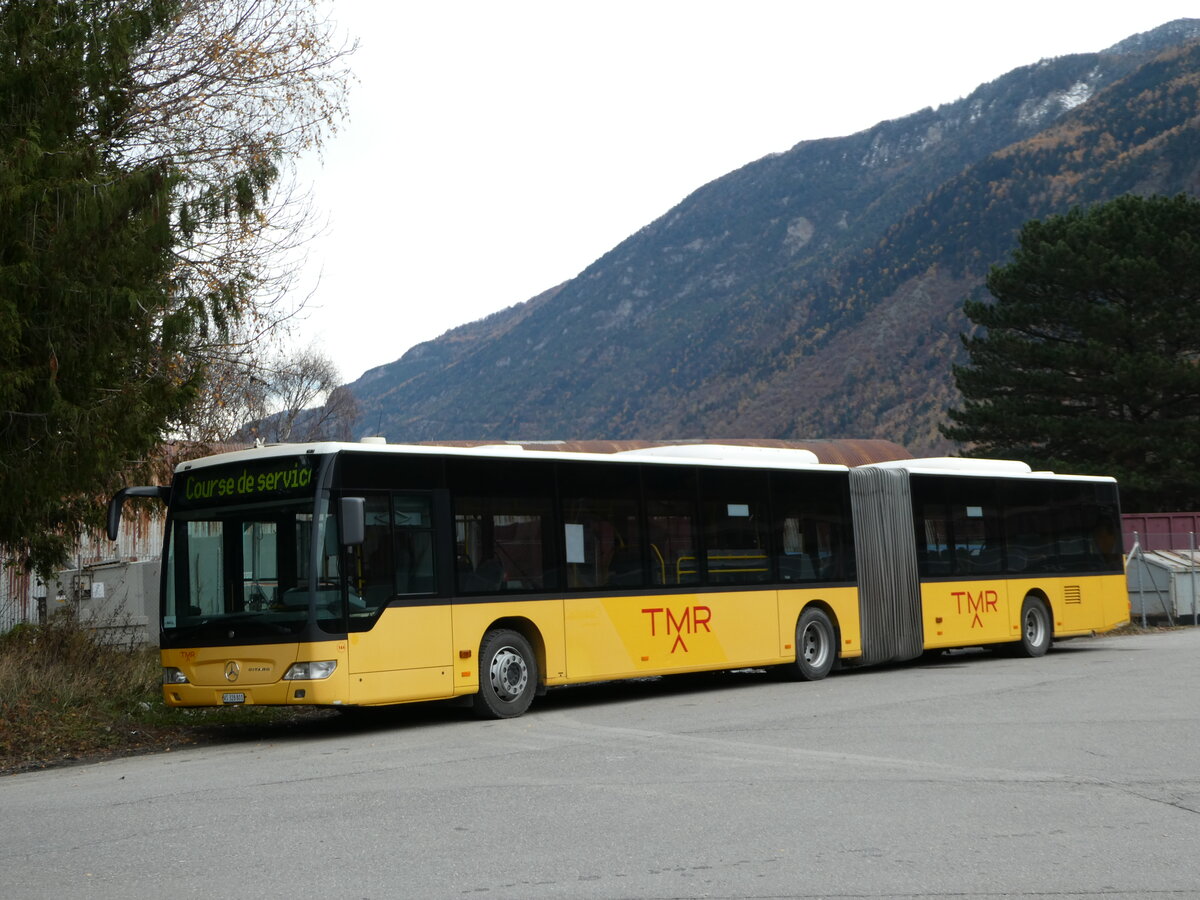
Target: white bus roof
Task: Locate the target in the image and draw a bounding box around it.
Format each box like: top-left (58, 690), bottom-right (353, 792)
top-left (614, 444), bottom-right (821, 464)
top-left (172, 439), bottom-right (848, 474)
top-left (865, 457), bottom-right (1116, 482)
top-left (173, 442), bottom-right (1115, 483)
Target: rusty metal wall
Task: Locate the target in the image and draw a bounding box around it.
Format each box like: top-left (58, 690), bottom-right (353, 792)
top-left (1, 506), bottom-right (164, 633)
top-left (1123, 512), bottom-right (1200, 552)
top-left (0, 566), bottom-right (34, 634)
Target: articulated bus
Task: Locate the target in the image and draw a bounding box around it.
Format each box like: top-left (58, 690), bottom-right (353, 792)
top-left (107, 441), bottom-right (1128, 718)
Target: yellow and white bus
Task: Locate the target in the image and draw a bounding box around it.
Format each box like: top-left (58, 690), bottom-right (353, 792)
top-left (108, 442), bottom-right (1128, 718)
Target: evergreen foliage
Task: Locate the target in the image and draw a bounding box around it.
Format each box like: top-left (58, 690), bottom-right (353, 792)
top-left (0, 1), bottom-right (201, 574)
top-left (943, 194), bottom-right (1200, 510)
top-left (0, 0), bottom-right (352, 572)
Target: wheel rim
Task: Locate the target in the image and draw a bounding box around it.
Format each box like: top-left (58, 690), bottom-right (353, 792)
top-left (1024, 607), bottom-right (1045, 646)
top-left (487, 646), bottom-right (528, 702)
top-left (801, 622), bottom-right (829, 669)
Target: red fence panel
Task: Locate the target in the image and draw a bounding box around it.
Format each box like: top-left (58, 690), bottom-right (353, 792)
top-left (1122, 513), bottom-right (1200, 551)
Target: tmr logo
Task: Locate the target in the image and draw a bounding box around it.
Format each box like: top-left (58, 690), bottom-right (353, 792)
top-left (641, 605), bottom-right (711, 653)
top-left (952, 589), bottom-right (999, 629)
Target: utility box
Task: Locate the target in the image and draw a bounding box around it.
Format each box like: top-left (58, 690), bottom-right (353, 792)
top-left (1127, 550), bottom-right (1200, 624)
top-left (49, 560), bottom-right (160, 646)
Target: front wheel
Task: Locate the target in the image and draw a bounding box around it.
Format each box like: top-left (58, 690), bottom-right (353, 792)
top-left (473, 629), bottom-right (538, 719)
top-left (791, 607), bottom-right (836, 681)
top-left (1013, 595), bottom-right (1052, 658)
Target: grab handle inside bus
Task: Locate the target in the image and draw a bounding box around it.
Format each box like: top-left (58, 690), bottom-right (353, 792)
top-left (340, 496), bottom-right (366, 546)
top-left (107, 486), bottom-right (171, 541)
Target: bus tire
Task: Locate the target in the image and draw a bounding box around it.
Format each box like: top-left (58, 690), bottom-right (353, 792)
top-left (1014, 595), bottom-right (1052, 658)
top-left (473, 629), bottom-right (538, 719)
top-left (793, 607), bottom-right (836, 681)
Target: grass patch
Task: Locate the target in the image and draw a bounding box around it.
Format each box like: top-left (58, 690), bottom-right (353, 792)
top-left (0, 612), bottom-right (325, 775)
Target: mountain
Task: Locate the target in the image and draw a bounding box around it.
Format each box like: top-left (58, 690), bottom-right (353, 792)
top-left (348, 20), bottom-right (1200, 455)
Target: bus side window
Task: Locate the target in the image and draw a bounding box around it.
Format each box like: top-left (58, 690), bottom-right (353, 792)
top-left (453, 496), bottom-right (554, 593)
top-left (1090, 490), bottom-right (1124, 572)
top-left (356, 494), bottom-right (394, 611)
top-left (773, 472), bottom-right (854, 583)
top-left (393, 494), bottom-right (436, 594)
top-left (559, 462), bottom-right (644, 590)
top-left (643, 466), bottom-right (700, 586)
top-left (912, 476), bottom-right (1001, 575)
top-left (701, 469), bottom-right (770, 585)
top-left (1051, 482), bottom-right (1121, 573)
top-left (1002, 483), bottom-right (1057, 573)
top-left (348, 493), bottom-right (438, 618)
top-left (448, 458), bottom-right (558, 594)
top-left (954, 500), bottom-right (1002, 573)
top-left (917, 505), bottom-right (953, 576)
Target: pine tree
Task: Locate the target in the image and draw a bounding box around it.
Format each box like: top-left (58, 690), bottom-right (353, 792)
top-left (0, 2), bottom-right (200, 573)
top-left (0, 1), bottom-right (351, 572)
top-left (942, 194), bottom-right (1200, 511)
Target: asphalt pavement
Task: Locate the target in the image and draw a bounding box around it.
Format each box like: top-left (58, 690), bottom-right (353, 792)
top-left (3, 627), bottom-right (1199, 899)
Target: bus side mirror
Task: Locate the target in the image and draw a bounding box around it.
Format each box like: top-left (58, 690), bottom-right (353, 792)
top-left (107, 486), bottom-right (171, 541)
top-left (340, 497), bottom-right (366, 546)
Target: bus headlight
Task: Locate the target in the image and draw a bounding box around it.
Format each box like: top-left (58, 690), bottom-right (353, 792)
top-left (283, 660), bottom-right (337, 680)
top-left (162, 667), bottom-right (189, 685)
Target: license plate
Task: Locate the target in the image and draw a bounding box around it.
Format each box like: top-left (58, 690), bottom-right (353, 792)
top-left (222, 692), bottom-right (246, 704)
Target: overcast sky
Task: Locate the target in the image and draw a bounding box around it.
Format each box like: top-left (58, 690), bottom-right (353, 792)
top-left (295, 1), bottom-right (1200, 383)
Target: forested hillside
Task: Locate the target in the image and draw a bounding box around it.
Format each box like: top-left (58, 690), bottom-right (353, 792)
top-left (349, 20), bottom-right (1200, 454)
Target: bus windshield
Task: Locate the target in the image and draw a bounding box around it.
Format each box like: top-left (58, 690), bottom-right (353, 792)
top-left (163, 500), bottom-right (348, 641)
top-left (162, 455), bottom-right (344, 642)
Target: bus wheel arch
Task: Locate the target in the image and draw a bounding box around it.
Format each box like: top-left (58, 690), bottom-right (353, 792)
top-left (1013, 591), bottom-right (1052, 658)
top-left (472, 619), bottom-right (543, 719)
top-left (791, 603), bottom-right (839, 681)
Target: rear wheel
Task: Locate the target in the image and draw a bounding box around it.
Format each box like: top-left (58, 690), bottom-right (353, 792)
top-left (793, 607), bottom-right (836, 681)
top-left (1013, 595), bottom-right (1051, 658)
top-left (473, 629), bottom-right (538, 718)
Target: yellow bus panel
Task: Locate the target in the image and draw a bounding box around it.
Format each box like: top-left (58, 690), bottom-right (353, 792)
top-left (343, 607), bottom-right (456, 704)
top-left (921, 581), bottom-right (1014, 648)
top-left (449, 599), bottom-right (568, 694)
top-left (349, 605), bottom-right (453, 673)
top-left (920, 572), bottom-right (1128, 649)
top-left (348, 667), bottom-right (454, 706)
top-left (562, 590), bottom-right (784, 680)
top-left (777, 586), bottom-right (861, 659)
top-left (1018, 573), bottom-right (1128, 637)
top-left (160, 640), bottom-right (349, 707)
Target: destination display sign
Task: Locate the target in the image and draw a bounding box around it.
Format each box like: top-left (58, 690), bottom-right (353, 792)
top-left (174, 455), bottom-right (319, 510)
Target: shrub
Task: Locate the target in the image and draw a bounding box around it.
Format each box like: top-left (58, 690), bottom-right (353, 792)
top-left (0, 610), bottom-right (160, 769)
